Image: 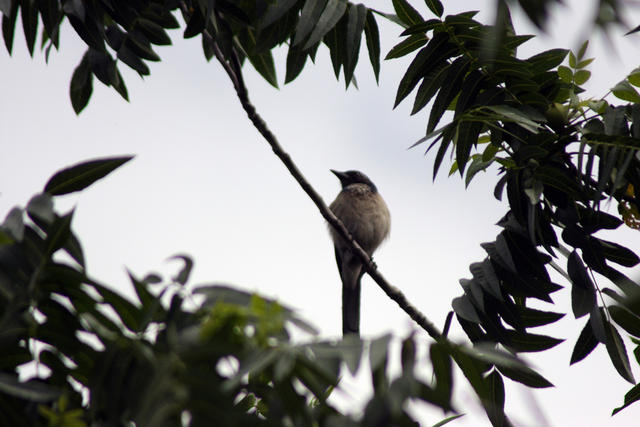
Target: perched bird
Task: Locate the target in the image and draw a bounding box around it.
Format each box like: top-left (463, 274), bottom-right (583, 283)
top-left (328, 169), bottom-right (390, 337)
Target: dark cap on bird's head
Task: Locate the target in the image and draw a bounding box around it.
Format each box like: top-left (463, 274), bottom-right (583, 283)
top-left (330, 169), bottom-right (377, 192)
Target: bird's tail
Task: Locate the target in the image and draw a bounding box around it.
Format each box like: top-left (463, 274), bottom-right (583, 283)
top-left (342, 276), bottom-right (361, 337)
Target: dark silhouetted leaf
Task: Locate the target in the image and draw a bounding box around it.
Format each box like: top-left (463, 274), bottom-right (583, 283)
top-left (571, 319), bottom-right (599, 364)
top-left (568, 251), bottom-right (597, 318)
top-left (44, 156), bottom-right (134, 196)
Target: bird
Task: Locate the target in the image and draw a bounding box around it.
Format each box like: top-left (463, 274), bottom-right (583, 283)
top-left (328, 169), bottom-right (390, 337)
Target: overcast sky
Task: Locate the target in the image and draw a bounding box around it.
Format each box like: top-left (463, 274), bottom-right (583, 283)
top-left (2, 0), bottom-right (640, 425)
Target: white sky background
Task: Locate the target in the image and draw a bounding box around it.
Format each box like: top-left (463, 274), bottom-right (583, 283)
top-left (2, 0), bottom-right (640, 425)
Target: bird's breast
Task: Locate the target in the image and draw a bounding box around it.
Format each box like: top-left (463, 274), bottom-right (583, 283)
top-left (329, 184), bottom-right (390, 254)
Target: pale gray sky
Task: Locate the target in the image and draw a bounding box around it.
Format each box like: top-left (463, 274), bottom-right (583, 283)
top-left (2, 0), bottom-right (640, 425)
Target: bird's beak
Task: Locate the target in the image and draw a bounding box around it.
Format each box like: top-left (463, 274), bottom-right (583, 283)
top-left (330, 169), bottom-right (348, 181)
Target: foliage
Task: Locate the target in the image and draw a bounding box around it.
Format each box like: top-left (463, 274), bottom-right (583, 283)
top-left (3, 0), bottom-right (640, 425)
top-left (0, 158), bottom-right (551, 426)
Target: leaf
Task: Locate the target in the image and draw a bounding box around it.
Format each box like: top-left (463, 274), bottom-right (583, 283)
top-left (612, 383), bottom-right (640, 415)
top-left (428, 56), bottom-right (470, 133)
top-left (293, 0), bottom-right (327, 46)
top-left (394, 32), bottom-right (452, 108)
top-left (570, 319), bottom-right (599, 364)
top-left (69, 51), bottom-right (93, 114)
top-left (432, 414), bottom-right (465, 427)
top-left (169, 254), bottom-right (194, 285)
top-left (609, 305), bottom-right (640, 338)
top-left (568, 251), bottom-right (597, 318)
top-left (557, 65), bottom-right (572, 83)
top-left (506, 330), bottom-right (564, 352)
top-left (248, 50), bottom-right (278, 88)
top-left (2, 207), bottom-right (24, 241)
top-left (364, 10), bottom-right (380, 82)
top-left (0, 373), bottom-right (60, 402)
top-left (2, 2), bottom-right (19, 54)
top-left (604, 322), bottom-right (635, 383)
top-left (385, 33), bottom-right (427, 60)
top-left (496, 364), bottom-right (553, 388)
top-left (628, 68), bottom-right (640, 87)
top-left (369, 333), bottom-right (392, 372)
top-left (343, 3), bottom-right (366, 87)
top-left (392, 0), bottom-right (423, 26)
top-left (574, 70), bottom-right (591, 85)
top-left (44, 156), bottom-right (134, 196)
top-left (487, 370), bottom-right (505, 413)
top-left (411, 61), bottom-right (450, 115)
top-left (484, 105), bottom-right (543, 133)
top-left (424, 0), bottom-right (444, 17)
top-left (599, 240), bottom-right (640, 267)
top-left (258, 0), bottom-right (298, 30)
top-left (457, 122), bottom-right (483, 176)
top-left (303, 0), bottom-right (346, 50)
top-left (452, 295), bottom-right (481, 323)
top-left (517, 306), bottom-right (565, 328)
top-left (612, 80), bottom-right (640, 103)
top-left (527, 48), bottom-right (568, 73)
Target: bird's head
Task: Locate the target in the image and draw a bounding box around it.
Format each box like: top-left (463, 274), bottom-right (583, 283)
top-left (331, 169), bottom-right (377, 192)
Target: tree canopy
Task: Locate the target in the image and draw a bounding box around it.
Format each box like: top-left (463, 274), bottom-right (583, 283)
top-left (2, 0), bottom-right (640, 425)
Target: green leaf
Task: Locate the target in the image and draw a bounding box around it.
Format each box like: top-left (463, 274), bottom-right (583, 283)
top-left (527, 48), bottom-right (568, 72)
top-left (612, 383), bottom-right (640, 415)
top-left (364, 10), bottom-right (380, 82)
top-left (285, 44), bottom-right (309, 84)
top-left (258, 0), bottom-right (298, 30)
top-left (392, 0), bottom-right (424, 26)
top-left (557, 65), bottom-right (572, 83)
top-left (69, 51), bottom-right (93, 114)
top-left (628, 68), bottom-right (640, 87)
top-left (424, 0), bottom-right (444, 17)
top-left (248, 49), bottom-right (278, 88)
top-left (43, 156), bottom-right (132, 196)
top-left (169, 254), bottom-right (194, 285)
top-left (136, 18), bottom-right (171, 46)
top-left (294, 0), bottom-right (327, 46)
top-left (432, 414), bottom-right (465, 427)
top-left (568, 51), bottom-right (577, 68)
top-left (484, 105), bottom-right (543, 133)
top-left (428, 56), bottom-right (470, 133)
top-left (343, 3), bottom-right (366, 87)
top-left (394, 32), bottom-right (452, 108)
top-left (612, 80), bottom-right (640, 103)
top-left (385, 33), bottom-right (427, 60)
top-left (574, 70), bottom-right (591, 85)
top-left (457, 121), bottom-right (483, 176)
top-left (577, 40), bottom-right (589, 59)
top-left (576, 58), bottom-right (594, 68)
top-left (411, 61), bottom-right (450, 115)
top-left (303, 0), bottom-right (346, 50)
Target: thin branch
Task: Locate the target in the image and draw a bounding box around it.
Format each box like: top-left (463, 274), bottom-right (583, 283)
top-left (210, 40), bottom-right (442, 341)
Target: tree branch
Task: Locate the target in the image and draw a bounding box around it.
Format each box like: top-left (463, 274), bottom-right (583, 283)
top-left (210, 40), bottom-right (442, 341)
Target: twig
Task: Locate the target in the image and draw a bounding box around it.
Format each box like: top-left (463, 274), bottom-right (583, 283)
top-left (210, 40), bottom-right (442, 341)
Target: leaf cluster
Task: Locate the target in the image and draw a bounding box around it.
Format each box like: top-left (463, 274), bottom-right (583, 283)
top-left (0, 157), bottom-right (555, 426)
top-left (385, 2), bottom-right (640, 418)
